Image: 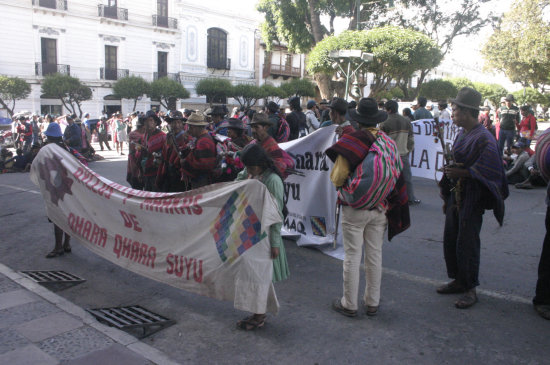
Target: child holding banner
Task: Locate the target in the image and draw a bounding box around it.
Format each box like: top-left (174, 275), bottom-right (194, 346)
top-left (236, 143), bottom-right (289, 330)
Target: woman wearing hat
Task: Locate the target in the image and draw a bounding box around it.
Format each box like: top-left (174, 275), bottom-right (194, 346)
top-left (126, 115), bottom-right (146, 190)
top-left (141, 111), bottom-right (167, 191)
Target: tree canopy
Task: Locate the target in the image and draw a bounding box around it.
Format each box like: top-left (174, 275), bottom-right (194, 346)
top-left (195, 78), bottom-right (233, 106)
top-left (231, 84), bottom-right (266, 109)
top-left (112, 76), bottom-right (150, 111)
top-left (41, 74), bottom-right (92, 118)
top-left (279, 78), bottom-right (316, 98)
top-left (0, 76), bottom-right (31, 117)
top-left (149, 77), bottom-right (190, 111)
top-left (482, 0), bottom-right (550, 92)
top-left (512, 87), bottom-right (550, 108)
top-left (307, 27), bottom-right (442, 98)
top-left (418, 79), bottom-right (457, 101)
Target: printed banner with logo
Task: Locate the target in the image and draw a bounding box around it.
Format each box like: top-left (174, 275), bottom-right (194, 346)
top-left (279, 119), bottom-right (456, 254)
top-left (30, 144), bottom-right (282, 314)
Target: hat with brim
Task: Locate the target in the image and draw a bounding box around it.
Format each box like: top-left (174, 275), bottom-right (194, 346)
top-left (451, 87), bottom-right (481, 111)
top-left (505, 94), bottom-right (515, 102)
top-left (207, 105), bottom-right (227, 116)
top-left (186, 112), bottom-right (208, 126)
top-left (44, 122), bottom-right (63, 138)
top-left (145, 110), bottom-right (161, 126)
top-left (328, 98), bottom-right (348, 115)
top-left (218, 118), bottom-right (246, 130)
top-left (165, 111), bottom-right (186, 123)
top-left (512, 141), bottom-right (526, 149)
top-left (349, 97), bottom-right (388, 126)
top-left (249, 112), bottom-right (273, 126)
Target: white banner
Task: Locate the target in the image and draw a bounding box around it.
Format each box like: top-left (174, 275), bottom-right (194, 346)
top-left (30, 144), bottom-right (282, 314)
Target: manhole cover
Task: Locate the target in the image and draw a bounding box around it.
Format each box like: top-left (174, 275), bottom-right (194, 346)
top-left (86, 305), bottom-right (175, 338)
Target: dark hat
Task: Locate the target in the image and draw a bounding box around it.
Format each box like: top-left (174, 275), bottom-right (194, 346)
top-left (512, 141), bottom-right (526, 149)
top-left (307, 100), bottom-right (316, 109)
top-left (18, 116), bottom-right (26, 121)
top-left (183, 108), bottom-right (193, 116)
top-left (288, 96), bottom-right (301, 109)
top-left (208, 105), bottom-right (227, 116)
top-left (349, 97), bottom-right (388, 126)
top-left (438, 100), bottom-right (448, 106)
top-left (218, 118), bottom-right (246, 130)
top-left (505, 94), bottom-right (515, 102)
top-left (450, 87), bottom-right (481, 111)
top-left (348, 100), bottom-right (357, 109)
top-left (136, 115), bottom-right (147, 128)
top-left (249, 112), bottom-right (273, 126)
top-left (165, 110), bottom-right (185, 123)
top-left (328, 98), bottom-right (348, 115)
top-left (481, 106), bottom-right (491, 111)
top-left (145, 110), bottom-right (161, 126)
top-left (319, 99), bottom-right (329, 105)
top-left (44, 122), bottom-right (62, 138)
top-left (266, 101), bottom-right (279, 114)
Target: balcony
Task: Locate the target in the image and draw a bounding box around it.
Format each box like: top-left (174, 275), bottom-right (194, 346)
top-left (35, 62), bottom-right (70, 76)
top-left (100, 67), bottom-right (129, 81)
top-left (32, 0), bottom-right (67, 11)
top-left (263, 64), bottom-right (301, 79)
top-left (98, 5), bottom-right (128, 21)
top-left (152, 15), bottom-right (177, 29)
top-left (207, 58), bottom-right (231, 70)
top-left (153, 72), bottom-right (181, 82)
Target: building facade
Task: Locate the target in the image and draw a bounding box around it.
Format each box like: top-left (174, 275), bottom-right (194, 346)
top-left (0, 0), bottom-right (272, 117)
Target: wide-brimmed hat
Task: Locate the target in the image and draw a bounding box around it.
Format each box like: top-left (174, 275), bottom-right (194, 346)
top-left (512, 140), bottom-right (527, 149)
top-left (165, 110), bottom-right (186, 123)
top-left (288, 96), bottom-right (301, 110)
top-left (218, 118), bottom-right (246, 130)
top-left (349, 97), bottom-right (388, 126)
top-left (208, 105), bottom-right (227, 116)
top-left (145, 110), bottom-right (161, 126)
top-left (186, 112), bottom-right (208, 126)
top-left (329, 98), bottom-right (348, 115)
top-left (44, 122), bottom-right (62, 138)
top-left (505, 94), bottom-right (515, 102)
top-left (266, 101), bottom-right (279, 114)
top-left (450, 87), bottom-right (481, 111)
top-left (319, 99), bottom-right (329, 105)
top-left (249, 112), bottom-right (273, 126)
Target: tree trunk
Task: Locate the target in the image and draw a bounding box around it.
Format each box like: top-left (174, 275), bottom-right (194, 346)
top-left (314, 74), bottom-right (331, 100)
top-left (413, 69), bottom-right (429, 99)
top-left (307, 0), bottom-right (325, 43)
top-left (133, 98), bottom-right (138, 111)
top-left (0, 99), bottom-right (13, 117)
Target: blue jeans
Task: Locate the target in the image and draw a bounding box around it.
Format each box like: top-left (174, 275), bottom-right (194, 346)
top-left (498, 129), bottom-right (515, 155)
top-left (401, 153), bottom-right (416, 201)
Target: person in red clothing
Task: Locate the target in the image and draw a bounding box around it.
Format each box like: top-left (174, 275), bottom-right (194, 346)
top-left (140, 111), bottom-right (166, 191)
top-left (180, 113), bottom-right (217, 189)
top-left (126, 115), bottom-right (146, 190)
top-left (518, 105), bottom-right (537, 145)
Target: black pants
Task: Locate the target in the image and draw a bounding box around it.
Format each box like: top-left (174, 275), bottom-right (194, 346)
top-left (98, 132), bottom-right (110, 150)
top-left (534, 206), bottom-right (550, 305)
top-left (443, 193), bottom-right (484, 290)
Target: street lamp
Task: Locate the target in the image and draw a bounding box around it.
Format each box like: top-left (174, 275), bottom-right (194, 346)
top-left (329, 50), bottom-right (373, 100)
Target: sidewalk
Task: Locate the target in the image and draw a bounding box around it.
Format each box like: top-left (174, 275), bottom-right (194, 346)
top-left (0, 263), bottom-right (179, 365)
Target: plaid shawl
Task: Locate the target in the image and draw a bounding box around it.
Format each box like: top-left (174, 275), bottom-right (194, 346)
top-left (326, 130), bottom-right (376, 170)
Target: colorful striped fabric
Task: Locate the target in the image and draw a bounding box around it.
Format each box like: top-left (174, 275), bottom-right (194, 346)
top-left (536, 128), bottom-right (550, 183)
top-left (338, 132), bottom-right (402, 210)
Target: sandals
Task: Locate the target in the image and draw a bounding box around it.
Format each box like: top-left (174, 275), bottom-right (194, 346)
top-left (46, 250), bottom-right (64, 258)
top-left (455, 289), bottom-right (478, 309)
top-left (365, 305), bottom-right (378, 316)
top-left (237, 314), bottom-right (266, 331)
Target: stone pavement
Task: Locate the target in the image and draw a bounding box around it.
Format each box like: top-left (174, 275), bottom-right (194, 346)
top-left (0, 263), bottom-right (179, 365)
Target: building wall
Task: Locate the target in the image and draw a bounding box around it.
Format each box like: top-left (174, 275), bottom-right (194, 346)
top-left (0, 0), bottom-right (264, 118)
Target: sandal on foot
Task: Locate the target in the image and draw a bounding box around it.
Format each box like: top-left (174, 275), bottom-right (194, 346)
top-left (365, 305), bottom-right (378, 316)
top-left (437, 280), bottom-right (465, 294)
top-left (46, 250), bottom-right (64, 258)
top-left (63, 246), bottom-right (72, 253)
top-left (455, 290), bottom-right (477, 309)
top-left (534, 304), bottom-right (550, 320)
top-left (237, 314), bottom-right (266, 331)
top-left (332, 298), bottom-right (357, 317)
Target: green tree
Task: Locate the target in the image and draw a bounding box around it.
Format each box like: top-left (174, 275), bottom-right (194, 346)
top-left (0, 76), bottom-right (31, 117)
top-left (279, 78), bottom-right (316, 98)
top-left (447, 77), bottom-right (475, 90)
top-left (112, 76), bottom-right (150, 112)
top-left (472, 82), bottom-right (508, 107)
top-left (149, 77), bottom-right (190, 111)
top-left (418, 79), bottom-right (457, 101)
top-left (195, 78), bottom-right (234, 107)
top-left (511, 87), bottom-right (550, 107)
top-left (41, 74), bottom-right (92, 118)
top-left (307, 27), bottom-right (442, 98)
top-left (231, 84), bottom-right (266, 109)
top-left (260, 83), bottom-right (286, 103)
top-left (482, 0), bottom-right (550, 91)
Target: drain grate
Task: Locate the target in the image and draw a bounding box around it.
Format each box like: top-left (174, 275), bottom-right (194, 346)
top-left (20, 270), bottom-right (86, 291)
top-left (86, 305), bottom-right (175, 338)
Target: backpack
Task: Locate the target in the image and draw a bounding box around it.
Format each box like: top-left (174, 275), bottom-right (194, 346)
top-left (275, 114), bottom-right (290, 143)
top-left (338, 132), bottom-right (402, 210)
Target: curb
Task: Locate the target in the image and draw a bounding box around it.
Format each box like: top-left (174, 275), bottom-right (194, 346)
top-left (0, 263), bottom-right (180, 365)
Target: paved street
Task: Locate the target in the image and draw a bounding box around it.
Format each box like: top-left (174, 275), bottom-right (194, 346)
top-left (0, 143), bottom-right (549, 364)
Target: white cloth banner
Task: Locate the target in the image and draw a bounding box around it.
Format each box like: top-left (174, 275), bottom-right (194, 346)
top-left (30, 144), bottom-right (282, 314)
top-left (278, 119), bottom-right (456, 252)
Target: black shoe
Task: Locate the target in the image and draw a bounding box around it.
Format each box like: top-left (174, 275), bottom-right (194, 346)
top-left (534, 304), bottom-right (550, 320)
top-left (332, 298), bottom-right (357, 317)
top-left (455, 289), bottom-right (478, 309)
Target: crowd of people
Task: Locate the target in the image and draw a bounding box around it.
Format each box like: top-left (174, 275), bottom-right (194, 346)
top-left (4, 86), bottom-right (549, 327)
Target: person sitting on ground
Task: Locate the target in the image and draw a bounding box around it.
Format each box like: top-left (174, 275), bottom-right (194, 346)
top-left (515, 155), bottom-right (547, 189)
top-left (505, 140), bottom-right (531, 184)
top-left (43, 122), bottom-right (72, 258)
top-left (235, 143), bottom-right (289, 330)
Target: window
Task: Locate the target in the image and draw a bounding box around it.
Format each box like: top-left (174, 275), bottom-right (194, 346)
top-left (158, 52), bottom-right (167, 78)
top-left (105, 45), bottom-right (117, 80)
top-left (157, 0), bottom-right (167, 16)
top-left (41, 105), bottom-right (62, 115)
top-left (41, 38), bottom-right (57, 75)
top-left (207, 28), bottom-right (227, 69)
top-left (108, 0), bottom-right (117, 6)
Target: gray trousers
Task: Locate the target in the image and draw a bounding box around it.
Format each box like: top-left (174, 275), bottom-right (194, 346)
top-left (401, 153), bottom-right (416, 201)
